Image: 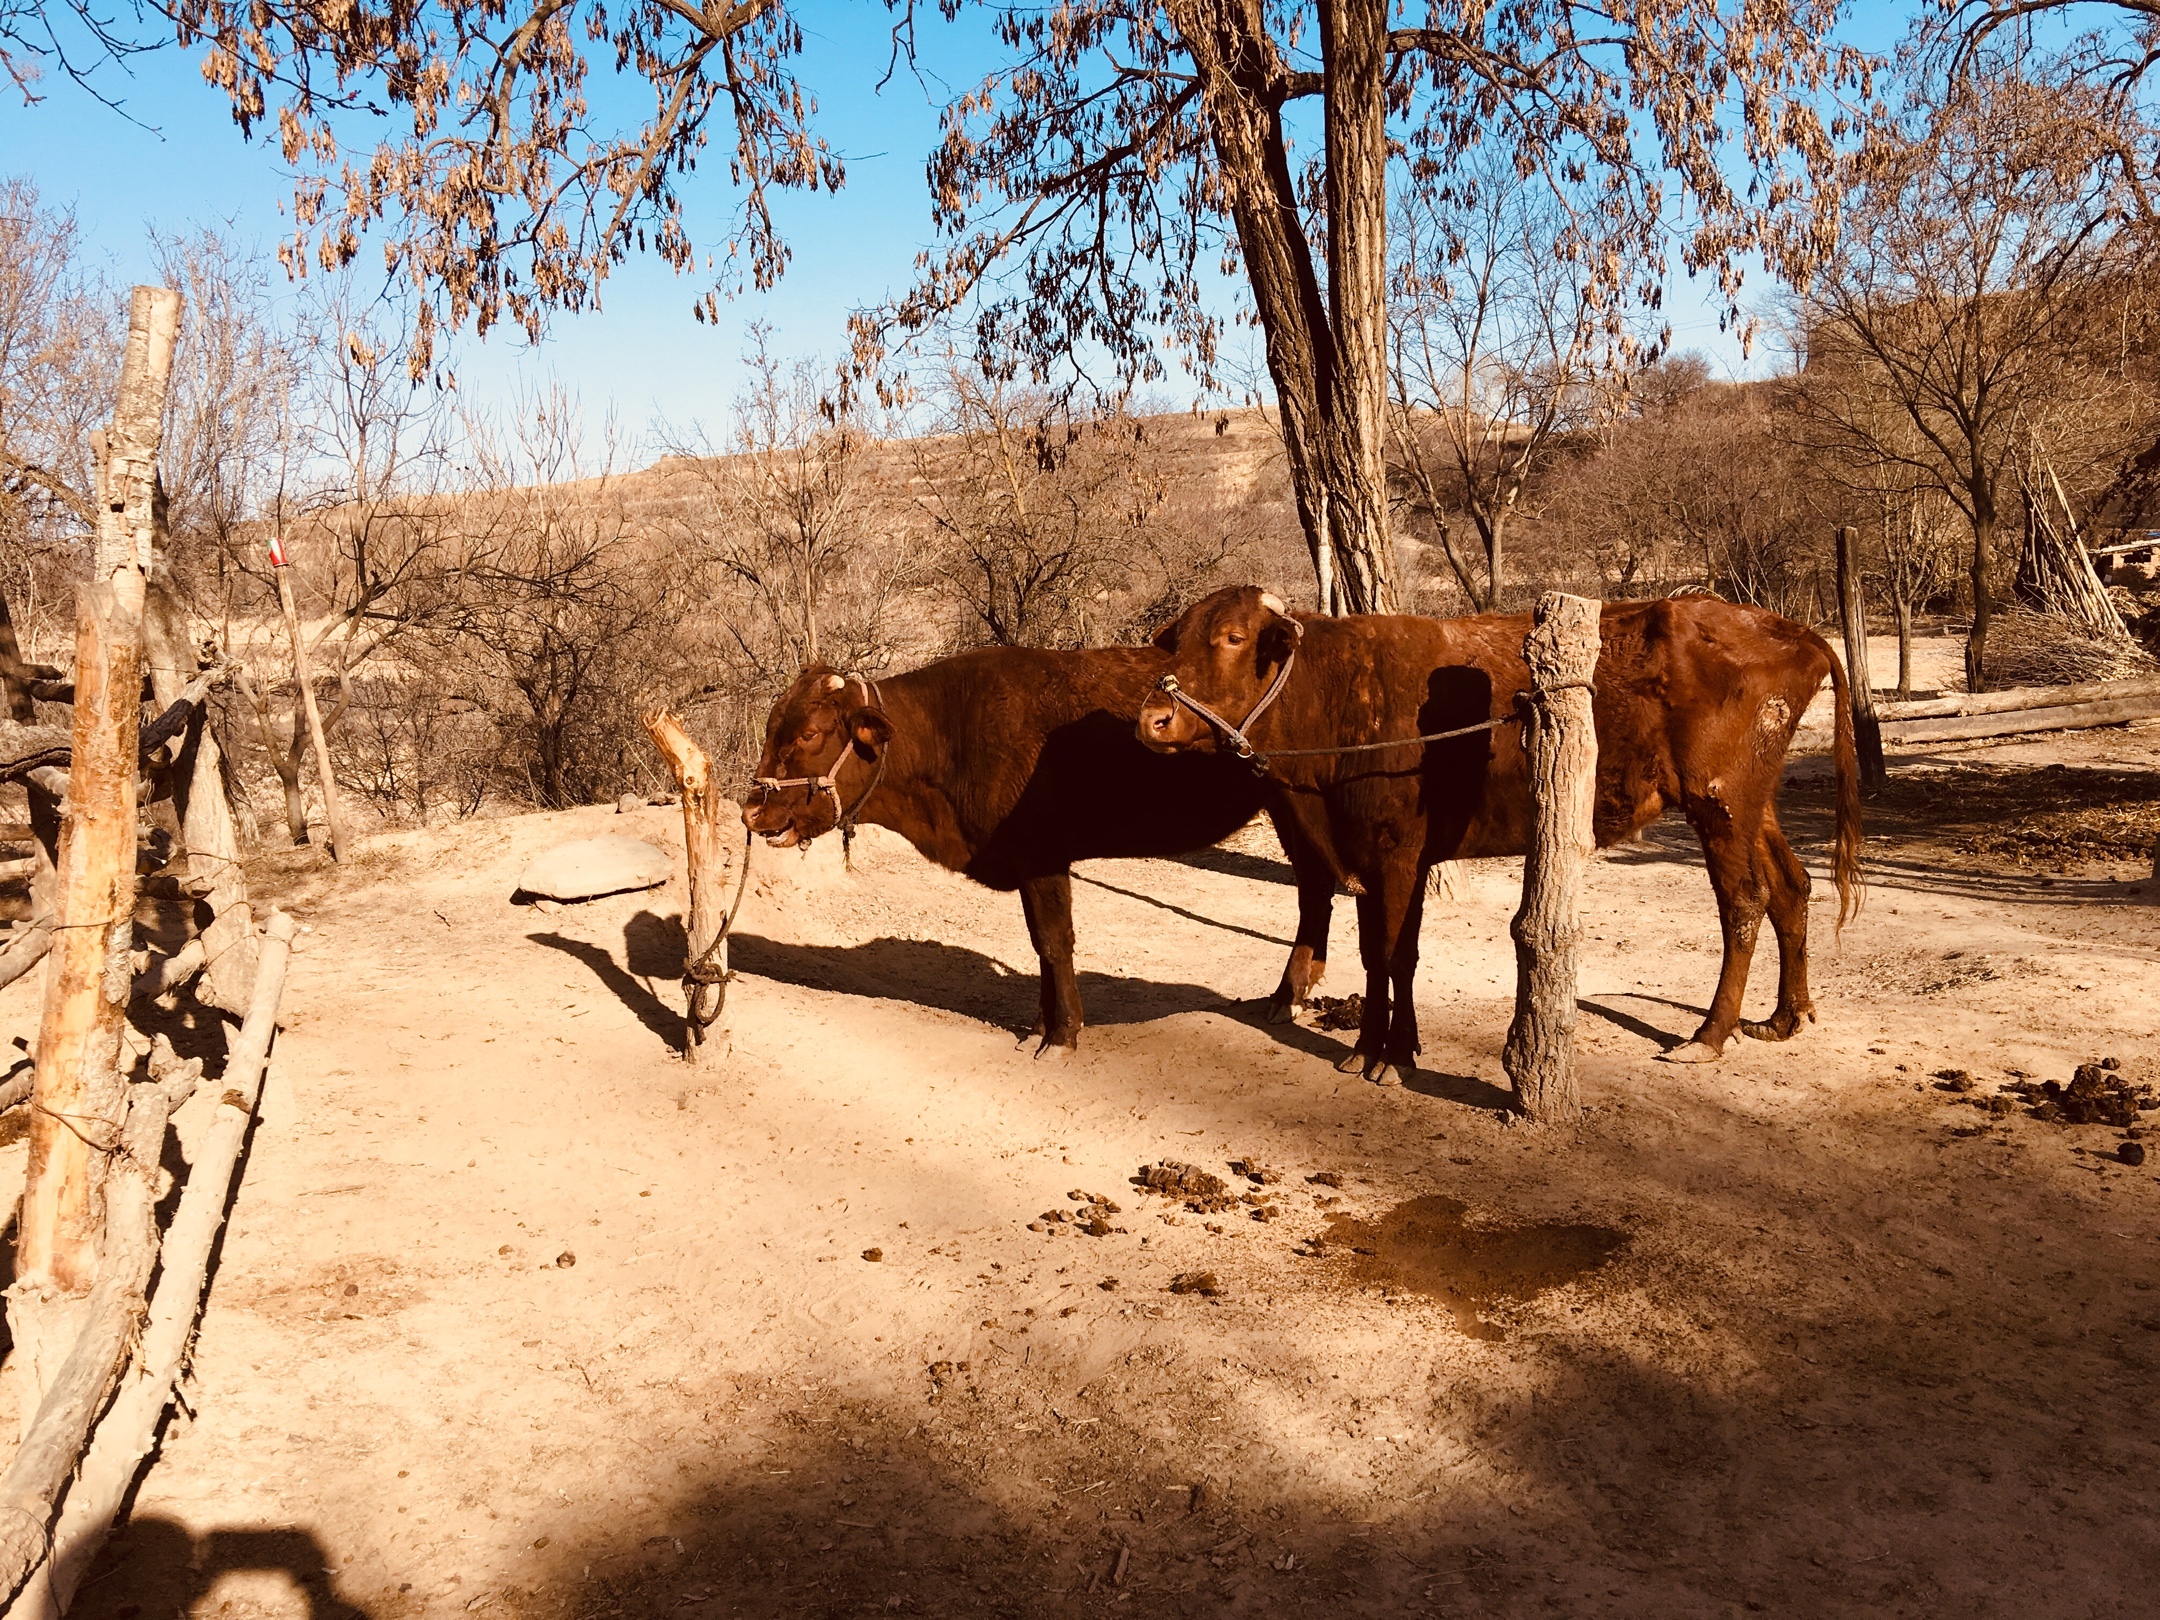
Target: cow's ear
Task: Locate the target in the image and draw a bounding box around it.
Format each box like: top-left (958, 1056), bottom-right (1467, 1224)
top-left (848, 706), bottom-right (894, 759)
top-left (1150, 616), bottom-right (1181, 652)
top-left (1258, 610), bottom-right (1300, 668)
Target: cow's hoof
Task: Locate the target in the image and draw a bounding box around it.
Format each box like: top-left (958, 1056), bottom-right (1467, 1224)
top-left (1263, 994), bottom-right (1299, 1025)
top-left (1658, 1040), bottom-right (1724, 1065)
top-left (1368, 1061), bottom-right (1412, 1088)
top-left (1740, 1016), bottom-right (1797, 1042)
top-left (1333, 1049), bottom-right (1368, 1075)
top-left (1034, 1035), bottom-right (1078, 1062)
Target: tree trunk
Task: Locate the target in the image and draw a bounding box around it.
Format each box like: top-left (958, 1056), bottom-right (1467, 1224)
top-left (0, 588), bottom-right (38, 723)
top-left (1893, 594), bottom-right (1914, 700)
top-left (1966, 497), bottom-right (1997, 694)
top-left (274, 564), bottom-right (349, 858)
top-left (1318, 0), bottom-right (1395, 615)
top-left (145, 583), bottom-right (258, 1015)
top-left (1834, 526), bottom-right (1887, 795)
top-left (1173, 0), bottom-right (1395, 614)
top-left (1502, 592), bottom-right (1600, 1123)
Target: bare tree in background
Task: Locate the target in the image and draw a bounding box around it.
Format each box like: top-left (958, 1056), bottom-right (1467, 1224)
top-left (1792, 66), bottom-right (2145, 690)
top-left (0, 177), bottom-right (117, 647)
top-left (433, 386), bottom-right (690, 808)
top-left (659, 326), bottom-right (910, 686)
top-left (911, 355), bottom-right (1227, 650)
top-left (217, 288), bottom-right (457, 840)
top-left (1878, 488), bottom-right (1961, 698)
top-left (1387, 156), bottom-right (1631, 612)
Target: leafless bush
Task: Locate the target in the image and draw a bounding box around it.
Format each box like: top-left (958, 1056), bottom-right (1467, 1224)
top-left (909, 356), bottom-right (1251, 649)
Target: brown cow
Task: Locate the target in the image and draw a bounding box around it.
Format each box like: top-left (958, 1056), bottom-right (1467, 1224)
top-left (742, 652), bottom-right (1342, 1051)
top-left (1136, 587), bottom-right (1862, 1081)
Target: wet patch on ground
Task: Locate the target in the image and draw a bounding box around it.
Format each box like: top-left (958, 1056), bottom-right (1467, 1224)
top-left (1315, 1195), bottom-right (1627, 1339)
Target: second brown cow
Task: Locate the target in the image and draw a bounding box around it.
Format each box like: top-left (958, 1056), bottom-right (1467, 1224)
top-left (1137, 587), bottom-right (1863, 1082)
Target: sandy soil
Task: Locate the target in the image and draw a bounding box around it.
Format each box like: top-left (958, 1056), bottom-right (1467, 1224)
top-left (3, 676), bottom-right (2158, 1620)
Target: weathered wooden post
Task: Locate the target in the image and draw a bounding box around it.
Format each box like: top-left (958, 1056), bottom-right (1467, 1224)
top-left (1501, 592), bottom-right (1600, 1123)
top-left (270, 535), bottom-right (350, 859)
top-left (1834, 525), bottom-right (1888, 796)
top-left (145, 583), bottom-right (258, 1013)
top-left (642, 709), bottom-right (742, 1062)
top-left (10, 286), bottom-right (178, 1395)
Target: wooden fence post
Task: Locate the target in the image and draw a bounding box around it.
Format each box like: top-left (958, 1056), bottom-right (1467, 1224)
top-left (1835, 525), bottom-right (1888, 796)
top-left (10, 286), bottom-right (178, 1392)
top-left (271, 543), bottom-right (350, 860)
top-left (642, 710), bottom-right (741, 1062)
top-left (1501, 592), bottom-right (1600, 1123)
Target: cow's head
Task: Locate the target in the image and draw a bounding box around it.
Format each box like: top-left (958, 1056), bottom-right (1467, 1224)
top-left (1136, 586), bottom-right (1301, 753)
top-left (742, 666), bottom-right (893, 847)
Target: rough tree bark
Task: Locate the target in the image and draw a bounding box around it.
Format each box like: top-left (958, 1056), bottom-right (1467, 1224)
top-left (273, 557), bottom-right (351, 859)
top-left (643, 710), bottom-right (741, 1063)
top-left (1501, 592), bottom-right (1601, 1123)
top-left (1172, 0), bottom-right (1397, 613)
top-left (11, 287), bottom-right (177, 1391)
top-left (1835, 526), bottom-right (1888, 795)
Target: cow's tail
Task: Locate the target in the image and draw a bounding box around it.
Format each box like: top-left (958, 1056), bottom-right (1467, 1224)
top-left (1819, 637), bottom-right (1865, 928)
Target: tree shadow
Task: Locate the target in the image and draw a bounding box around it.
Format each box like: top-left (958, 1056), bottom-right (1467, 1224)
top-left (527, 932), bottom-right (687, 1054)
top-left (1169, 845), bottom-right (1298, 886)
top-left (1579, 995), bottom-right (1696, 1052)
top-left (1072, 872), bottom-right (1294, 948)
top-left (1402, 1067), bottom-right (1518, 1113)
top-left (72, 1518), bottom-right (370, 1620)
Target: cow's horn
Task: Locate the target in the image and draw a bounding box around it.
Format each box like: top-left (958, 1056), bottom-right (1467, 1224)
top-left (821, 673), bottom-right (847, 692)
top-left (1259, 591), bottom-right (1288, 617)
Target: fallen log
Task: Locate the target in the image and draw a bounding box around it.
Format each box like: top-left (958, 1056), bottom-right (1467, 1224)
top-left (0, 666), bottom-right (223, 789)
top-left (1879, 689), bottom-right (2160, 746)
top-left (0, 917), bottom-right (54, 992)
top-left (0, 1077), bottom-right (176, 1606)
top-left (11, 910), bottom-right (294, 1618)
top-left (130, 937), bottom-right (205, 1004)
top-left (1878, 674), bottom-right (2160, 721)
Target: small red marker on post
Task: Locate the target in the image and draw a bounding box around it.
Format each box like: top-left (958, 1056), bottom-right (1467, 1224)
top-left (266, 534), bottom-right (289, 568)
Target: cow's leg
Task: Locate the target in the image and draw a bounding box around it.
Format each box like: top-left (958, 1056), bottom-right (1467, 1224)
top-left (1664, 802), bottom-right (1771, 1064)
top-left (1376, 861), bottom-right (1431, 1085)
top-left (1334, 855), bottom-right (1424, 1085)
top-left (1018, 872), bottom-right (1082, 1055)
top-left (1265, 813), bottom-right (1335, 1022)
top-left (1741, 809), bottom-right (1815, 1042)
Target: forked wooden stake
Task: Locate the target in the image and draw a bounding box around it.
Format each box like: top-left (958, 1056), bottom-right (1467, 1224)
top-left (1501, 592), bottom-right (1601, 1123)
top-left (642, 709), bottom-right (742, 1063)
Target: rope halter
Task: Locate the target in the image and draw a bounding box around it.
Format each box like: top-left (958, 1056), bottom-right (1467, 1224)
top-left (1150, 614), bottom-right (1304, 775)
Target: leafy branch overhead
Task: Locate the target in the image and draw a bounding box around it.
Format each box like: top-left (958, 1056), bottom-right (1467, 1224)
top-left (153, 0), bottom-right (841, 374)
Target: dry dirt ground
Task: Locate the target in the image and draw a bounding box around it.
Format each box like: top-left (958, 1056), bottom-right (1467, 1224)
top-left (2, 676), bottom-right (2158, 1620)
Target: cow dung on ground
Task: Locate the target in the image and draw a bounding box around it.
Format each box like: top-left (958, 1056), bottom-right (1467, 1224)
top-left (515, 835), bottom-right (672, 902)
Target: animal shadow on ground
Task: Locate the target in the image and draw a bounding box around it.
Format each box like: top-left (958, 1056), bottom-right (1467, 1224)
top-left (728, 933), bottom-right (1231, 1034)
top-left (528, 931), bottom-right (687, 1053)
top-left (72, 1518), bottom-right (370, 1620)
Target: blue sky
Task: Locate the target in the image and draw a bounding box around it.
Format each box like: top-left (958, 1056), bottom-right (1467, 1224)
top-left (3, 3), bottom-right (1907, 443)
